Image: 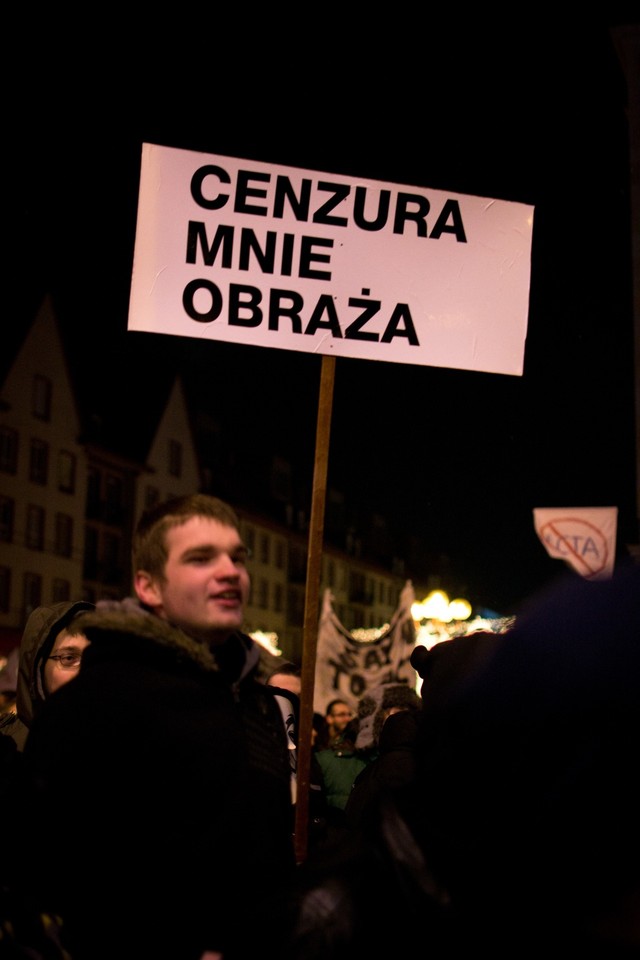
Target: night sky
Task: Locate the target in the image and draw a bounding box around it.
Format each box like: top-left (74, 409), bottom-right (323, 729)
top-left (9, 15), bottom-right (638, 614)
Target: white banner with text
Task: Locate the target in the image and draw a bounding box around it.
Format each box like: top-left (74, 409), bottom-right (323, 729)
top-left (129, 143), bottom-right (534, 376)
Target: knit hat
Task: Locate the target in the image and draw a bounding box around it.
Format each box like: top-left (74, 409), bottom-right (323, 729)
top-left (355, 682), bottom-right (422, 750)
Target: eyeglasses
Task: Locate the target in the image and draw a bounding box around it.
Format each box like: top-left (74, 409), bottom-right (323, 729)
top-left (48, 654), bottom-right (82, 669)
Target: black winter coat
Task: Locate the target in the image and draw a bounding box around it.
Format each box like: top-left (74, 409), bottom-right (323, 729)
top-left (18, 604), bottom-right (296, 960)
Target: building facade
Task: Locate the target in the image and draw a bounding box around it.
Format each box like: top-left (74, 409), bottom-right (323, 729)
top-left (1, 296), bottom-right (427, 659)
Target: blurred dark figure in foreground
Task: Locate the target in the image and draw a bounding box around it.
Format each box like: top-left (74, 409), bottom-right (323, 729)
top-left (344, 681), bottom-right (422, 831)
top-left (411, 562), bottom-right (640, 957)
top-left (284, 563), bottom-right (639, 958)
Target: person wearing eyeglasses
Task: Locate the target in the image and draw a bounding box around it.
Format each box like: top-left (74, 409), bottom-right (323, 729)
top-left (0, 603), bottom-right (93, 959)
top-left (324, 698), bottom-right (355, 747)
top-left (0, 599), bottom-right (93, 751)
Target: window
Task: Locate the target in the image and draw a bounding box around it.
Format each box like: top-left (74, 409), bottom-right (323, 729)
top-left (83, 526), bottom-right (99, 579)
top-left (26, 505), bottom-right (45, 550)
top-left (258, 578), bottom-right (269, 610)
top-left (102, 533), bottom-right (123, 583)
top-left (168, 439), bottom-right (182, 478)
top-left (0, 566), bottom-right (10, 613)
top-left (86, 466), bottom-right (102, 520)
top-left (273, 583), bottom-right (284, 613)
top-left (0, 427), bottom-right (18, 474)
top-left (275, 539), bottom-right (285, 569)
top-left (29, 438), bottom-right (49, 485)
top-left (54, 513), bottom-right (73, 557)
top-left (104, 474), bottom-right (124, 525)
top-left (23, 572), bottom-right (42, 619)
top-left (52, 578), bottom-right (71, 602)
top-left (288, 586), bottom-right (305, 623)
top-left (0, 497), bottom-right (14, 542)
top-left (288, 544), bottom-right (307, 582)
top-left (32, 375), bottom-right (52, 421)
top-left (58, 450), bottom-right (77, 493)
top-left (244, 525), bottom-right (255, 557)
top-left (259, 533), bottom-right (270, 564)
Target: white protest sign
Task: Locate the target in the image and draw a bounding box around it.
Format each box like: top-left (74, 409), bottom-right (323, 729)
top-left (128, 143), bottom-right (534, 376)
top-left (533, 507), bottom-right (618, 580)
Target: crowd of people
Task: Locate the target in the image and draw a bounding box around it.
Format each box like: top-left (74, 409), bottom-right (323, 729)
top-left (0, 491), bottom-right (638, 959)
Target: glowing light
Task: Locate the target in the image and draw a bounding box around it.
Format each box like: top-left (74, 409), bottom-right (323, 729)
top-left (412, 589), bottom-right (472, 626)
top-left (250, 630), bottom-right (282, 657)
top-left (449, 597), bottom-right (472, 621)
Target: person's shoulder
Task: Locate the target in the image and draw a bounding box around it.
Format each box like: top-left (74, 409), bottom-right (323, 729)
top-left (0, 721), bottom-right (19, 750)
top-left (0, 711), bottom-right (16, 731)
top-left (0, 713), bottom-right (27, 750)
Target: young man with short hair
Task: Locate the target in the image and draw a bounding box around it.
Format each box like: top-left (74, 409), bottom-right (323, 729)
top-left (20, 494), bottom-right (296, 960)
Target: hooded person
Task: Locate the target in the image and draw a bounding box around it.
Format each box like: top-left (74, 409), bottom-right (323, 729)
top-left (409, 563), bottom-right (640, 957)
top-left (0, 600), bottom-right (94, 750)
top-left (0, 600), bottom-right (94, 959)
top-left (344, 682), bottom-right (423, 830)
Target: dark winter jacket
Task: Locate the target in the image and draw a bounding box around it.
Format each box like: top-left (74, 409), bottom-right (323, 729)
top-left (343, 682), bottom-right (422, 831)
top-left (0, 600), bottom-right (94, 750)
top-left (18, 600), bottom-right (296, 960)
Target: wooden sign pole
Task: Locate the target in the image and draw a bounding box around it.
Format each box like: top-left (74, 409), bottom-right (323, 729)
top-left (294, 354), bottom-right (335, 864)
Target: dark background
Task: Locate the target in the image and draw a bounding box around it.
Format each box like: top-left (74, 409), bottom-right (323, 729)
top-left (9, 15), bottom-right (638, 614)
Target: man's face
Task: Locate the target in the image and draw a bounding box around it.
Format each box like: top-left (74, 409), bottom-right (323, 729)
top-left (136, 516), bottom-right (250, 644)
top-left (267, 673), bottom-right (302, 696)
top-left (327, 702), bottom-right (353, 735)
top-left (44, 627), bottom-right (91, 695)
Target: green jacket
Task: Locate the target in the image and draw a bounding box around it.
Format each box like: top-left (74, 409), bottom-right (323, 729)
top-left (315, 738), bottom-right (373, 811)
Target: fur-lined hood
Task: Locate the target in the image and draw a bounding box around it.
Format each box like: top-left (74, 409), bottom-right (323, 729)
top-left (82, 597), bottom-right (261, 685)
top-left (355, 682), bottom-right (422, 750)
